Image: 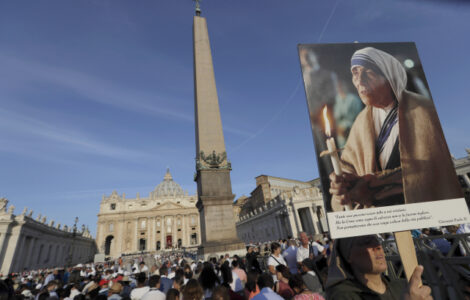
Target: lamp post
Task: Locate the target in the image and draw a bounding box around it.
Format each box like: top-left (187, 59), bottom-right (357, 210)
top-left (67, 217), bottom-right (79, 266)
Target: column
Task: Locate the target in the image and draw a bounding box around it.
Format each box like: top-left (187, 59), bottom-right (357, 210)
top-left (463, 174), bottom-right (470, 187)
top-left (12, 235), bottom-right (27, 272)
top-left (172, 215), bottom-right (177, 248)
top-left (161, 217), bottom-right (165, 250)
top-left (24, 237), bottom-right (36, 269)
top-left (309, 207), bottom-right (320, 234)
top-left (152, 217), bottom-right (156, 251)
top-left (182, 215), bottom-right (187, 247)
top-left (134, 219), bottom-right (138, 252)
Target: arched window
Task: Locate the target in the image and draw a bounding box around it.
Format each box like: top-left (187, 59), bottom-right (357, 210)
top-left (139, 239), bottom-right (146, 251)
top-left (105, 236), bottom-right (114, 255)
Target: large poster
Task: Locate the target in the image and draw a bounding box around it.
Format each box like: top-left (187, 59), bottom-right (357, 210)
top-left (299, 42), bottom-right (469, 238)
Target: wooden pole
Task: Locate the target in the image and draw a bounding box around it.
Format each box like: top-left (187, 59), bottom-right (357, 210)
top-left (394, 230), bottom-right (421, 284)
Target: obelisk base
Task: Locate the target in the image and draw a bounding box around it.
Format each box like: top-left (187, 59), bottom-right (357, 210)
top-left (197, 239), bottom-right (246, 260)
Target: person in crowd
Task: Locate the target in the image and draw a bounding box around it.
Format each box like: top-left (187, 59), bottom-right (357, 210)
top-left (246, 246), bottom-right (262, 274)
top-left (267, 242), bottom-right (287, 283)
top-left (300, 259), bottom-right (323, 294)
top-left (296, 232), bottom-right (313, 265)
top-left (244, 271), bottom-right (260, 300)
top-left (119, 275), bottom-right (132, 298)
top-left (326, 235), bottom-right (433, 299)
top-left (172, 269), bottom-right (185, 292)
top-left (310, 238), bottom-right (325, 258)
top-left (138, 262), bottom-right (149, 274)
top-left (183, 264), bottom-right (193, 285)
top-left (199, 263), bottom-right (220, 299)
top-left (283, 239), bottom-right (298, 275)
top-left (159, 265), bottom-right (173, 295)
top-left (193, 262), bottom-right (203, 280)
top-left (46, 280), bottom-right (59, 299)
top-left (212, 285), bottom-right (231, 300)
top-left (108, 282), bottom-right (123, 300)
top-left (130, 272), bottom-right (149, 300)
top-left (167, 288), bottom-right (180, 300)
top-left (232, 260), bottom-right (247, 285)
top-left (274, 265), bottom-right (294, 300)
top-left (182, 279), bottom-right (204, 300)
top-left (289, 274), bottom-right (324, 300)
top-left (44, 270), bottom-right (56, 286)
top-left (220, 263), bottom-right (244, 299)
top-left (252, 273), bottom-right (283, 300)
top-left (141, 275), bottom-right (165, 300)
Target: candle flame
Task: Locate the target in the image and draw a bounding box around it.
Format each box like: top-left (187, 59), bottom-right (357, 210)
top-left (323, 106), bottom-right (331, 137)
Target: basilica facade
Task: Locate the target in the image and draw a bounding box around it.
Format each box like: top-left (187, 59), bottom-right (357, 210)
top-left (234, 175), bottom-right (327, 243)
top-left (96, 170), bottom-right (201, 258)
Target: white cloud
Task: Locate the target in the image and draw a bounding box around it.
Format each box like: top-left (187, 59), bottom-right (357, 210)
top-left (0, 107), bottom-right (153, 161)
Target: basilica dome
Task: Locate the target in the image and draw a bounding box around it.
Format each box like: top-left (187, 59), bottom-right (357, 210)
top-left (154, 169), bottom-right (185, 198)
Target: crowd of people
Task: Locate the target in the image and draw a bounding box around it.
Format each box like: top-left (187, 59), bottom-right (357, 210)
top-left (1, 226), bottom-right (469, 300)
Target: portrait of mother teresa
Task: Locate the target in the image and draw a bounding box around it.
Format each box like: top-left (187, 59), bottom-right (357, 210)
top-left (329, 47), bottom-right (462, 212)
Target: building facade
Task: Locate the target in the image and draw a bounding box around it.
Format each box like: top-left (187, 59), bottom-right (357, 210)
top-left (0, 198), bottom-right (96, 274)
top-left (235, 175), bottom-right (327, 243)
top-left (96, 170), bottom-right (201, 258)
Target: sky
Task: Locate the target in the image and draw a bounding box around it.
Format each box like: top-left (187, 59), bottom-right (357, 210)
top-left (0, 0), bottom-right (469, 236)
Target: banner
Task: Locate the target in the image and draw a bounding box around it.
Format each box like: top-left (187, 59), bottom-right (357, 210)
top-left (298, 42), bottom-right (469, 238)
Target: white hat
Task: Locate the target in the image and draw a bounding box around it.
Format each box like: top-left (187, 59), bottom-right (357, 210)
top-left (22, 290), bottom-right (33, 299)
top-left (35, 283), bottom-right (42, 290)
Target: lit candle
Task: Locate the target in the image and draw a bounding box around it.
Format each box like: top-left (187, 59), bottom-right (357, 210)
top-left (323, 106), bottom-right (342, 176)
top-left (323, 106), bottom-right (351, 211)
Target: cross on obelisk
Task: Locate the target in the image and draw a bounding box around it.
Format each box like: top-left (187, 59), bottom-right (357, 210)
top-left (193, 0), bottom-right (201, 16)
top-left (192, 6), bottom-right (245, 259)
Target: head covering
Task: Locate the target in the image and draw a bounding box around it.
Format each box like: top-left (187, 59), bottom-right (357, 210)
top-left (325, 235), bottom-right (382, 289)
top-left (109, 282), bottom-right (122, 293)
top-left (351, 47), bottom-right (407, 102)
top-left (21, 289), bottom-right (33, 299)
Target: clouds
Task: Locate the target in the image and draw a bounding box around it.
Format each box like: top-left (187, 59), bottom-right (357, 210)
top-left (0, 53), bottom-right (254, 138)
top-left (0, 106), bottom-right (155, 162)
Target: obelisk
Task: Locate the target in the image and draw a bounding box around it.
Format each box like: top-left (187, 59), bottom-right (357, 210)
top-left (192, 3), bottom-right (245, 259)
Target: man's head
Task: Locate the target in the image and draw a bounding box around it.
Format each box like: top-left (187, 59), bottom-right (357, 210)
top-left (136, 272), bottom-right (147, 286)
top-left (46, 280), bottom-right (58, 292)
top-left (299, 232), bottom-right (309, 247)
top-left (350, 47), bottom-right (406, 108)
top-left (148, 275), bottom-right (160, 289)
top-left (159, 265), bottom-right (168, 276)
top-left (289, 239), bottom-right (297, 247)
top-left (338, 235), bottom-right (387, 276)
top-left (257, 273), bottom-right (274, 290)
top-left (301, 258), bottom-right (315, 273)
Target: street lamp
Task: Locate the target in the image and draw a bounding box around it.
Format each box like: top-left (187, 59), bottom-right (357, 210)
top-left (67, 217), bottom-right (79, 266)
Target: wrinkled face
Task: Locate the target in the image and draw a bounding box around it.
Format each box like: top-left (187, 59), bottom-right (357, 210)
top-left (347, 236), bottom-right (387, 275)
top-left (300, 232), bottom-right (309, 246)
top-left (351, 65), bottom-right (394, 108)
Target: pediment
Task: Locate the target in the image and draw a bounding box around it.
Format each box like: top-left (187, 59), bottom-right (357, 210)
top-left (153, 201), bottom-right (186, 210)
